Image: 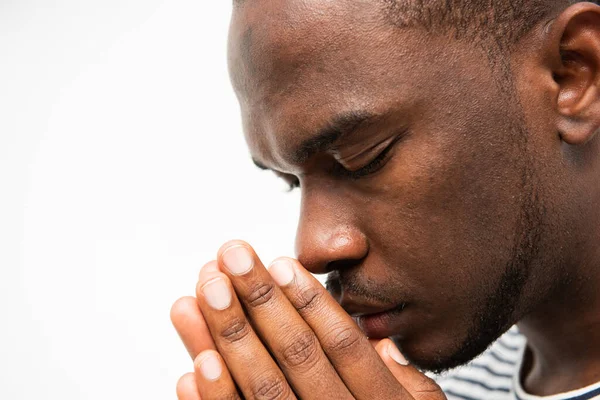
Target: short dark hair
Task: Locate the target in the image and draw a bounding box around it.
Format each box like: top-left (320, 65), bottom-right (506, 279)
top-left (383, 0), bottom-right (597, 50)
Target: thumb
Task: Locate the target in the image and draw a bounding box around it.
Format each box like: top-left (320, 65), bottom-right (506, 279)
top-left (375, 339), bottom-right (446, 400)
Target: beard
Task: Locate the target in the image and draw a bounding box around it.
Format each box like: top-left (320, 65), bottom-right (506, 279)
top-left (404, 124), bottom-right (546, 374)
top-left (324, 165), bottom-right (545, 374)
top-left (325, 122), bottom-right (546, 374)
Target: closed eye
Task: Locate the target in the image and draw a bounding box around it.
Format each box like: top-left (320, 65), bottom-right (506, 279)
top-left (335, 132), bottom-right (406, 180)
top-left (275, 172), bottom-right (300, 191)
top-left (285, 175), bottom-right (300, 191)
top-left (253, 159), bottom-right (301, 192)
top-left (264, 129), bottom-right (406, 191)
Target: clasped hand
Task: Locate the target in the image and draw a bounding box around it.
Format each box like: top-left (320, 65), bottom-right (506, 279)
top-left (171, 240), bottom-right (446, 399)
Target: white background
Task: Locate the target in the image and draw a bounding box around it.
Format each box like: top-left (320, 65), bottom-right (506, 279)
top-left (0, 1), bottom-right (302, 398)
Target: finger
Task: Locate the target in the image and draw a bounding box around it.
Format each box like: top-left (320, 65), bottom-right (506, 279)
top-left (194, 350), bottom-right (240, 400)
top-left (176, 373), bottom-right (201, 400)
top-left (195, 269), bottom-right (296, 400)
top-left (170, 261), bottom-right (219, 359)
top-left (214, 240), bottom-right (352, 399)
top-left (375, 339), bottom-right (445, 399)
top-left (171, 295), bottom-right (216, 360)
top-left (268, 256), bottom-right (412, 399)
top-left (198, 260), bottom-right (219, 279)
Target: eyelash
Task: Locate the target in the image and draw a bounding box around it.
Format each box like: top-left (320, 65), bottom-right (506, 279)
top-left (286, 178), bottom-right (300, 191)
top-left (285, 132), bottom-right (406, 191)
top-left (338, 138), bottom-right (397, 180)
top-left (286, 176), bottom-right (301, 191)
top-left (285, 139), bottom-right (398, 191)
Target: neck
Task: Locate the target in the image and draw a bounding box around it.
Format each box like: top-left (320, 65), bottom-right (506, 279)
top-left (517, 253), bottom-right (600, 396)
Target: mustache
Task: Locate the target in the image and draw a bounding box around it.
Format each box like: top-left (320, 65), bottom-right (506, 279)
top-left (325, 270), bottom-right (398, 305)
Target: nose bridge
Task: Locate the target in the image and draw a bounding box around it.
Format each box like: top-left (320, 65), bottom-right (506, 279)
top-left (294, 187), bottom-right (368, 274)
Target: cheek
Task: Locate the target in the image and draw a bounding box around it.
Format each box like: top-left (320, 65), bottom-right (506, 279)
top-left (359, 113), bottom-right (527, 307)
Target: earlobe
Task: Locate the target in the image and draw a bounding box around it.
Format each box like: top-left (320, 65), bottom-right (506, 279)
top-left (549, 3), bottom-right (600, 145)
top-left (557, 87), bottom-right (600, 145)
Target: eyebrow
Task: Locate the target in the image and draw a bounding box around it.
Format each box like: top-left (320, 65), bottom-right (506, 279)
top-left (252, 110), bottom-right (376, 170)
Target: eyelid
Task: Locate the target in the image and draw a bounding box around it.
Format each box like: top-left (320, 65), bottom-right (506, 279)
top-left (338, 131), bottom-right (406, 179)
top-left (286, 176), bottom-right (300, 190)
top-left (335, 139), bottom-right (391, 168)
top-left (336, 129), bottom-right (406, 170)
top-left (273, 129), bottom-right (406, 190)
top-left (273, 171), bottom-right (300, 191)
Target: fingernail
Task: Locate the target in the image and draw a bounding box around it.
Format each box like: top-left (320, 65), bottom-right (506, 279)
top-left (267, 259), bottom-right (295, 286)
top-left (202, 278), bottom-right (231, 310)
top-left (388, 341), bottom-right (409, 365)
top-left (197, 351), bottom-right (222, 381)
top-left (222, 245), bottom-right (254, 275)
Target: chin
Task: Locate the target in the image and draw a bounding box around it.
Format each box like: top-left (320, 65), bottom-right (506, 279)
top-left (392, 340), bottom-right (470, 374)
top-left (391, 323), bottom-right (508, 374)
top-left (401, 348), bottom-right (480, 375)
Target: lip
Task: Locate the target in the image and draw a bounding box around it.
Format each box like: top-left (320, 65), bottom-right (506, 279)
top-left (341, 300), bottom-right (408, 339)
top-left (342, 301), bottom-right (398, 317)
top-left (353, 304), bottom-right (407, 338)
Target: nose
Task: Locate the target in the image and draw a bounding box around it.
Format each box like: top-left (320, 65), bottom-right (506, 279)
top-left (294, 192), bottom-right (368, 275)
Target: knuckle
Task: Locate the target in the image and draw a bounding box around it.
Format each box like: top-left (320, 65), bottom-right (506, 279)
top-left (252, 376), bottom-right (289, 400)
top-left (324, 324), bottom-right (362, 356)
top-left (280, 330), bottom-right (319, 369)
top-left (414, 377), bottom-right (445, 400)
top-left (246, 282), bottom-right (276, 308)
top-left (219, 317), bottom-right (251, 344)
top-left (293, 284), bottom-right (323, 314)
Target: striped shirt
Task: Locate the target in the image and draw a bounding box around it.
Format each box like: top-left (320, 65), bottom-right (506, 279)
top-left (433, 327), bottom-right (600, 400)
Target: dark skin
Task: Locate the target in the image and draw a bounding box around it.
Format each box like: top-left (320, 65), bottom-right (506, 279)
top-left (171, 1), bottom-right (600, 398)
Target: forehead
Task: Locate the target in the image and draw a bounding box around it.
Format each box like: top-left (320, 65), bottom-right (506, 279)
top-left (227, 0), bottom-right (479, 171)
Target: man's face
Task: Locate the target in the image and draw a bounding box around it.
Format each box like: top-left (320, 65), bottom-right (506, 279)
top-left (227, 0), bottom-right (567, 372)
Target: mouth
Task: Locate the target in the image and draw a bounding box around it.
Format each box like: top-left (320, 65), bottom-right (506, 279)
top-left (342, 300), bottom-right (408, 339)
top-left (328, 274), bottom-right (411, 339)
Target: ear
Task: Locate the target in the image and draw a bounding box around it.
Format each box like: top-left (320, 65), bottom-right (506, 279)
top-left (547, 3), bottom-right (600, 145)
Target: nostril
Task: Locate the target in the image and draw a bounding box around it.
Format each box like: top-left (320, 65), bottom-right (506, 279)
top-left (325, 272), bottom-right (342, 299)
top-left (325, 258), bottom-right (363, 273)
